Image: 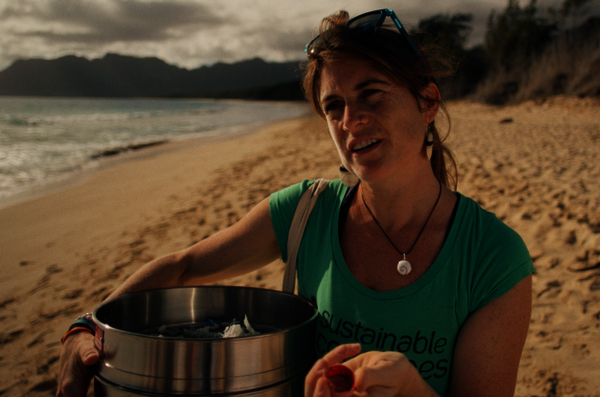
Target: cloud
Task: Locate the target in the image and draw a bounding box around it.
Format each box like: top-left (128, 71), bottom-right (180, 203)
top-left (0, 0), bottom-right (598, 71)
top-left (1, 0), bottom-right (227, 43)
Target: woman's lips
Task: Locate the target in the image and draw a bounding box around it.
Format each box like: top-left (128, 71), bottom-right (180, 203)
top-left (352, 138), bottom-right (378, 151)
top-left (351, 139), bottom-right (381, 153)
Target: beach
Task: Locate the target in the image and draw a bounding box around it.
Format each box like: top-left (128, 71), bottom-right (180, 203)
top-left (1, 97), bottom-right (599, 396)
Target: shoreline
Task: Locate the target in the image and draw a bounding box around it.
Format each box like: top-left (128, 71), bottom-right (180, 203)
top-left (0, 98), bottom-right (312, 211)
top-left (0, 109), bottom-right (312, 211)
top-left (1, 97), bottom-right (600, 396)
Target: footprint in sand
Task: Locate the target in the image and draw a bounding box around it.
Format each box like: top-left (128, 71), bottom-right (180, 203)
top-left (536, 280), bottom-right (562, 299)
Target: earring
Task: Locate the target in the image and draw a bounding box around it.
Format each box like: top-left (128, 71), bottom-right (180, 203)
top-left (425, 123), bottom-right (434, 161)
top-left (339, 166), bottom-right (359, 187)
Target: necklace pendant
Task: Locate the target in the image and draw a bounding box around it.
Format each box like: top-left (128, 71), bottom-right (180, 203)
top-left (397, 259), bottom-right (412, 275)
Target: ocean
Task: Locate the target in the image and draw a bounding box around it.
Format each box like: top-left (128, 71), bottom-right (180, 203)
top-left (0, 97), bottom-right (310, 208)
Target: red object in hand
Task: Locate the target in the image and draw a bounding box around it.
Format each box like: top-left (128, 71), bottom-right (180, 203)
top-left (325, 364), bottom-right (355, 395)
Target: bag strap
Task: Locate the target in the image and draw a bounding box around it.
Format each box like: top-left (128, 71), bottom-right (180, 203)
top-left (282, 178), bottom-right (330, 293)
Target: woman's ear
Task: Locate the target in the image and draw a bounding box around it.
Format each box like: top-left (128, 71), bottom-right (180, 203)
top-left (418, 83), bottom-right (440, 124)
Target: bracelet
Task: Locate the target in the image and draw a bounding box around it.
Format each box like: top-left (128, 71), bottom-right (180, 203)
top-left (61, 327), bottom-right (94, 345)
top-left (61, 313), bottom-right (96, 345)
top-left (68, 313), bottom-right (95, 334)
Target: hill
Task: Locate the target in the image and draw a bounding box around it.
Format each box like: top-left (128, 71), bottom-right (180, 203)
top-left (0, 54), bottom-right (305, 100)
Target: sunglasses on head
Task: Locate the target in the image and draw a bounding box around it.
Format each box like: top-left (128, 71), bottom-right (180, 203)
top-left (305, 8), bottom-right (421, 58)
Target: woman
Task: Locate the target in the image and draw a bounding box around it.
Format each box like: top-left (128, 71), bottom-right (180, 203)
top-left (57, 9), bottom-right (534, 397)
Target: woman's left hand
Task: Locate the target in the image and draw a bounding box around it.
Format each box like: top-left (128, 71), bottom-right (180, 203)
top-left (305, 344), bottom-right (361, 397)
top-left (305, 344), bottom-right (439, 397)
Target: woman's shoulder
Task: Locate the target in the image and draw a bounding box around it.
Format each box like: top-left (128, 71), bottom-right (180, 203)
top-left (453, 193), bottom-right (535, 312)
top-left (455, 193), bottom-right (524, 241)
top-left (453, 191), bottom-right (533, 274)
top-left (270, 178), bottom-right (346, 206)
top-left (268, 178), bottom-right (346, 263)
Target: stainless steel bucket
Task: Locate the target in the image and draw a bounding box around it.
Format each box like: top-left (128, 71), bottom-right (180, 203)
top-left (92, 286), bottom-right (317, 396)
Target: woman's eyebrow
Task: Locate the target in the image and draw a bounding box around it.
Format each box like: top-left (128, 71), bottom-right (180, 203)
top-left (354, 79), bottom-right (391, 91)
top-left (320, 79), bottom-right (391, 104)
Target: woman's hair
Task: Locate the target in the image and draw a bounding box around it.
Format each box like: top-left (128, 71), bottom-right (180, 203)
top-left (302, 10), bottom-right (458, 189)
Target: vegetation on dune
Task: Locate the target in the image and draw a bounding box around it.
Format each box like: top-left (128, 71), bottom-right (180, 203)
top-left (411, 13), bottom-right (490, 99)
top-left (414, 0), bottom-right (600, 104)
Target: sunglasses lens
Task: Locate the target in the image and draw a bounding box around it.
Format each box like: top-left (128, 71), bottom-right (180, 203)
top-left (305, 36), bottom-right (321, 55)
top-left (347, 12), bottom-right (385, 32)
top-left (306, 11), bottom-right (384, 55)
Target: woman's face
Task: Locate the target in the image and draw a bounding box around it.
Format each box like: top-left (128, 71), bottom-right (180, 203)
top-left (319, 60), bottom-right (439, 186)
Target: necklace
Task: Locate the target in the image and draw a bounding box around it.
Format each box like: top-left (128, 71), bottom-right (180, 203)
top-left (361, 179), bottom-right (442, 275)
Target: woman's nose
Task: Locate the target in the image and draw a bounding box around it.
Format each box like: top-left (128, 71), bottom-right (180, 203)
top-left (342, 104), bottom-right (367, 132)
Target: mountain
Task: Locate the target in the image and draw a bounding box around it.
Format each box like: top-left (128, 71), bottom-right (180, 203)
top-left (0, 53), bottom-right (305, 100)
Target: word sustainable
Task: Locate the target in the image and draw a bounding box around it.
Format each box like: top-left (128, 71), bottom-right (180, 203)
top-left (317, 310), bottom-right (449, 380)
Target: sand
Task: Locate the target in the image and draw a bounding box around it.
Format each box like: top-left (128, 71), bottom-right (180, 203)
top-left (0, 97), bottom-right (599, 396)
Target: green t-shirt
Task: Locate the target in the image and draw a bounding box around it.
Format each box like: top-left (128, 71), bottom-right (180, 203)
top-left (269, 179), bottom-right (535, 395)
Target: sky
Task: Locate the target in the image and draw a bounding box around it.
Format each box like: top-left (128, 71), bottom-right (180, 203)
top-left (0, 0), bottom-right (592, 72)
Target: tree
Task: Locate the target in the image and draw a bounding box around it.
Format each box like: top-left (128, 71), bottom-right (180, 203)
top-left (412, 13), bottom-right (473, 58)
top-left (560, 0), bottom-right (595, 27)
top-left (410, 13), bottom-right (488, 98)
top-left (484, 0), bottom-right (558, 70)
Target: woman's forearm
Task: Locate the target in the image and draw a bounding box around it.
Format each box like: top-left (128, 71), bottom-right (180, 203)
top-left (106, 250), bottom-right (190, 300)
top-left (104, 198), bottom-right (280, 302)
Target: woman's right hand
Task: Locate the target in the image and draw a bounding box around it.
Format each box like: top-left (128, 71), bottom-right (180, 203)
top-left (56, 332), bottom-right (100, 397)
